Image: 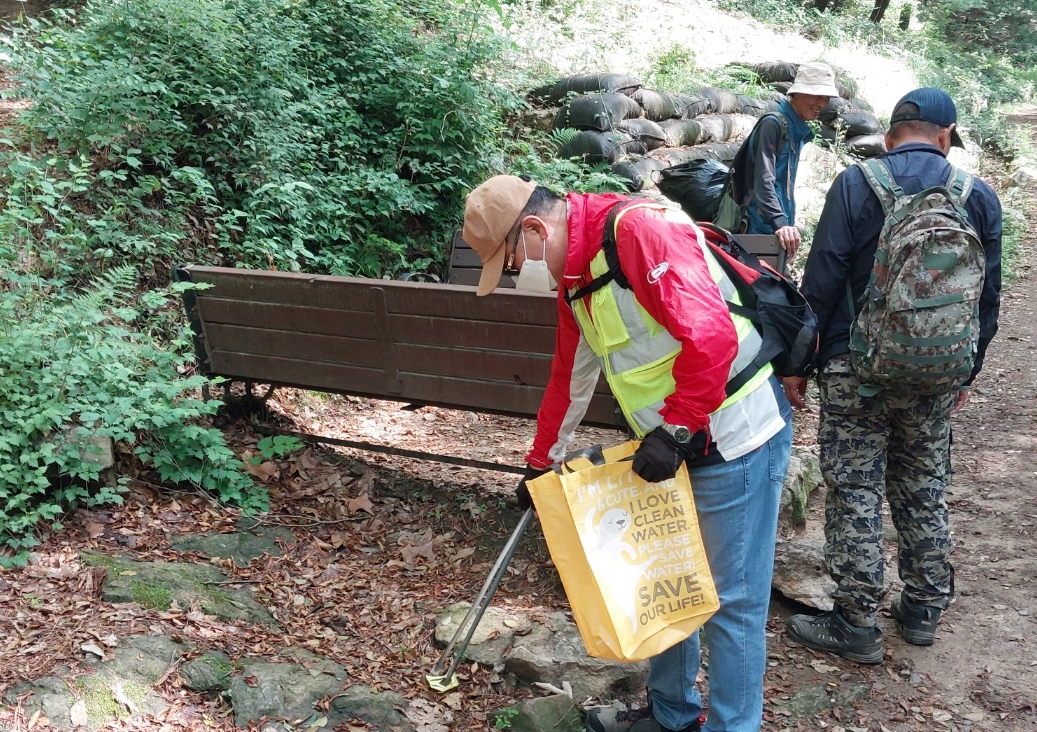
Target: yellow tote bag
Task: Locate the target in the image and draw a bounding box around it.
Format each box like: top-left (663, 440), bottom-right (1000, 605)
top-left (527, 442), bottom-right (719, 663)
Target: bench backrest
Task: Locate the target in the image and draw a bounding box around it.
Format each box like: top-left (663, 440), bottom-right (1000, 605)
top-left (175, 266), bottom-right (621, 428)
top-left (446, 230), bottom-right (786, 286)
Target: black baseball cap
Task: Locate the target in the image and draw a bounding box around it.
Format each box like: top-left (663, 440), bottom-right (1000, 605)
top-left (889, 87), bottom-right (965, 148)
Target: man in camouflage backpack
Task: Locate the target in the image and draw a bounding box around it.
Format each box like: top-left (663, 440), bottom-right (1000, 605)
top-left (781, 88), bottom-right (1002, 662)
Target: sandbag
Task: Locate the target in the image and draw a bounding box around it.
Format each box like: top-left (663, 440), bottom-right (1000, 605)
top-left (839, 109), bottom-right (883, 138)
top-left (659, 119), bottom-right (707, 148)
top-left (696, 114), bottom-right (757, 144)
top-left (656, 158), bottom-right (730, 221)
top-left (849, 96), bottom-right (874, 113)
top-left (530, 73), bottom-right (642, 105)
top-left (847, 133), bottom-right (886, 158)
top-left (558, 130), bottom-right (648, 164)
top-left (737, 95), bottom-right (779, 117)
top-left (699, 87), bottom-right (741, 115)
top-left (553, 93), bottom-right (644, 132)
top-left (818, 97), bottom-right (850, 126)
top-left (632, 89), bottom-right (680, 121)
top-left (769, 81), bottom-right (792, 96)
top-left (618, 118), bottom-right (667, 151)
top-left (670, 93), bottom-right (712, 119)
top-left (835, 78), bottom-right (856, 100)
top-left (610, 155), bottom-right (671, 192)
top-left (753, 61), bottom-right (799, 84)
top-left (650, 140), bottom-right (740, 166)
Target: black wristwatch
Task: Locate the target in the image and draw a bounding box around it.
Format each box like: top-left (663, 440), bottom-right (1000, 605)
top-left (660, 422), bottom-right (692, 444)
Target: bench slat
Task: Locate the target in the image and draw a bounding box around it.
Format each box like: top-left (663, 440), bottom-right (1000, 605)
top-left (205, 351), bottom-right (618, 426)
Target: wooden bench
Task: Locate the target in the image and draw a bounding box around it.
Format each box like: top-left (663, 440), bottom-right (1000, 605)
top-left (446, 231), bottom-right (786, 286)
top-left (174, 266), bottom-right (620, 428)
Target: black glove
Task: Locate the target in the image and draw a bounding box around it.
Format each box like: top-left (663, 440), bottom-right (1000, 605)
top-left (632, 427), bottom-right (684, 483)
top-left (516, 465), bottom-right (550, 510)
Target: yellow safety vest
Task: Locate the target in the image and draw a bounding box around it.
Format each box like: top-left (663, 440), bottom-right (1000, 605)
top-left (569, 204), bottom-right (773, 438)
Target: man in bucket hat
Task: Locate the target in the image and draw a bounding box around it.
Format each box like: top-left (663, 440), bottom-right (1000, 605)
top-left (462, 176), bottom-right (793, 731)
top-left (783, 87), bottom-right (1002, 662)
top-left (718, 61), bottom-right (840, 261)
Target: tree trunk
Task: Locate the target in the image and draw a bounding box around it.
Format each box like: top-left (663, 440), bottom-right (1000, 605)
top-left (870, 0), bottom-right (891, 23)
top-left (899, 2), bottom-right (912, 30)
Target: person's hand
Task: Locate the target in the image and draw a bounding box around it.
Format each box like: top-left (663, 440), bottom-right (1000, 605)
top-left (633, 427), bottom-right (688, 483)
top-left (774, 226), bottom-right (801, 260)
top-left (782, 376), bottom-right (808, 409)
top-left (952, 388), bottom-right (969, 415)
top-left (516, 465), bottom-right (550, 510)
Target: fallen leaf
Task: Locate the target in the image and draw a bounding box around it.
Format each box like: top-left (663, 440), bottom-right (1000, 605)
top-left (810, 659), bottom-right (839, 673)
top-left (81, 643), bottom-right (106, 660)
top-left (346, 493), bottom-right (376, 515)
top-left (84, 521), bottom-right (105, 538)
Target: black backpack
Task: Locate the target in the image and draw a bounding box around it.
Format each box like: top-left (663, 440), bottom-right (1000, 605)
top-left (566, 202), bottom-right (818, 394)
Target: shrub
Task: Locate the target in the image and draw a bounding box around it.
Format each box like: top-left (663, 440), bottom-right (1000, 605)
top-left (0, 267), bottom-right (266, 566)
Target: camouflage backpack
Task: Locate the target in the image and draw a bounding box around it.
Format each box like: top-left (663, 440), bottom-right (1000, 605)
top-left (848, 158), bottom-right (985, 395)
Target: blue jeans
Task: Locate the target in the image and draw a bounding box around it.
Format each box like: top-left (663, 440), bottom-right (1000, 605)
top-left (648, 386), bottom-right (792, 732)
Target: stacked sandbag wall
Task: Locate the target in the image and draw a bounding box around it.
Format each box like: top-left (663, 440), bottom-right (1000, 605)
top-left (533, 73), bottom-right (784, 193)
top-left (531, 64), bottom-right (881, 198)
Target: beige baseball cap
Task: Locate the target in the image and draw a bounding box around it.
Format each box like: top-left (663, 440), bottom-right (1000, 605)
top-left (787, 62), bottom-right (840, 98)
top-left (462, 175), bottom-right (537, 296)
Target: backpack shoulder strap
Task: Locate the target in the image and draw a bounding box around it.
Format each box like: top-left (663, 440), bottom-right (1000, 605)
top-left (856, 158), bottom-right (903, 216)
top-left (564, 199), bottom-right (658, 304)
top-left (945, 165), bottom-right (975, 207)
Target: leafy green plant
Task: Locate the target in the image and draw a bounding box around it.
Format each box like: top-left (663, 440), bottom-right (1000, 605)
top-left (493, 707), bottom-right (519, 729)
top-left (252, 435), bottom-right (306, 463)
top-left (0, 267), bottom-right (266, 566)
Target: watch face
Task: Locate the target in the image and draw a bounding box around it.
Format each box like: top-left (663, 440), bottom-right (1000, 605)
top-left (670, 425), bottom-right (691, 443)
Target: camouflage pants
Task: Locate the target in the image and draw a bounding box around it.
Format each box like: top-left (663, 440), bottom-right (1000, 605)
top-left (817, 355), bottom-right (955, 627)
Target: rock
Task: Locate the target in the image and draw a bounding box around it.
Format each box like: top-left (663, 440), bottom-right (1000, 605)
top-left (780, 446), bottom-right (823, 527)
top-left (496, 694), bottom-right (584, 732)
top-left (434, 602), bottom-right (534, 666)
top-left (4, 637), bottom-right (190, 729)
top-left (3, 677), bottom-right (76, 730)
top-left (171, 517), bottom-right (296, 567)
top-left (228, 648), bottom-right (348, 727)
top-left (773, 681), bottom-right (869, 716)
top-left (180, 651), bottom-right (234, 692)
top-left (82, 551), bottom-right (277, 626)
top-left (327, 686), bottom-right (414, 731)
top-left (772, 539), bottom-right (836, 610)
top-left (1010, 166), bottom-right (1037, 188)
top-left (505, 610), bottom-right (647, 702)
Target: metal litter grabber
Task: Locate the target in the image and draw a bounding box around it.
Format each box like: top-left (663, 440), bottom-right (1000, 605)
top-left (426, 507), bottom-right (535, 692)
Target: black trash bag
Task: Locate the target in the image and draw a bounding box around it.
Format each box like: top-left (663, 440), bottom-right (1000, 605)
top-left (529, 73), bottom-right (642, 105)
top-left (553, 92), bottom-right (644, 132)
top-left (656, 158), bottom-right (730, 221)
top-left (632, 89), bottom-right (680, 121)
top-left (558, 130), bottom-right (648, 164)
top-left (838, 109), bottom-right (883, 138)
top-left (610, 155), bottom-right (672, 192)
top-left (818, 97), bottom-right (850, 126)
top-left (618, 118), bottom-right (667, 151)
top-left (699, 87), bottom-right (741, 115)
top-left (819, 124), bottom-right (839, 143)
top-left (847, 133), bottom-right (886, 158)
top-left (659, 119), bottom-right (706, 148)
top-left (769, 81), bottom-right (792, 95)
top-left (670, 93), bottom-right (712, 119)
top-left (752, 61), bottom-right (799, 84)
top-left (737, 95), bottom-right (779, 117)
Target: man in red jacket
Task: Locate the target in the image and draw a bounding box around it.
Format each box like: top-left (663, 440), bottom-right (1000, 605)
top-left (463, 176), bottom-right (793, 732)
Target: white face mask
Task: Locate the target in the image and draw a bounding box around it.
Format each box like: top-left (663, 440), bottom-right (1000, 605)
top-left (514, 228), bottom-right (558, 293)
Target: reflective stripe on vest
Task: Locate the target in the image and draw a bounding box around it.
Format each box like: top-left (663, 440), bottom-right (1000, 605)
top-left (570, 204), bottom-right (772, 438)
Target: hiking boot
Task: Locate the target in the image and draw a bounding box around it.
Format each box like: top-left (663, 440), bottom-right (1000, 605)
top-left (890, 593), bottom-right (942, 646)
top-left (785, 606), bottom-right (884, 664)
top-left (586, 702), bottom-right (704, 732)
